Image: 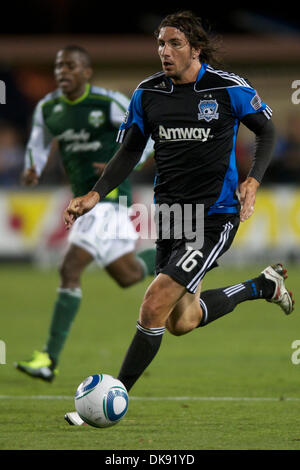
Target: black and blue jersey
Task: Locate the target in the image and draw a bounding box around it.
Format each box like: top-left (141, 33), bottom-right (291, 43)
top-left (117, 64), bottom-right (272, 214)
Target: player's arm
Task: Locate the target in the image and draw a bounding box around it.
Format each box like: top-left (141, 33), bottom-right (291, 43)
top-left (239, 113), bottom-right (276, 221)
top-left (23, 101), bottom-right (53, 186)
top-left (64, 124), bottom-right (148, 228)
top-left (93, 125), bottom-right (146, 198)
top-left (227, 86), bottom-right (276, 221)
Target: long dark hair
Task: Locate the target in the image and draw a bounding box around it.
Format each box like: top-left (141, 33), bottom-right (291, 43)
top-left (154, 10), bottom-right (222, 67)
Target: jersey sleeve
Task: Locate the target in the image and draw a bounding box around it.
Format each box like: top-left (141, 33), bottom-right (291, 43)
top-left (227, 86), bottom-right (272, 121)
top-left (117, 89), bottom-right (151, 142)
top-left (116, 88), bottom-right (153, 168)
top-left (24, 100), bottom-right (53, 176)
top-left (109, 91), bottom-right (130, 128)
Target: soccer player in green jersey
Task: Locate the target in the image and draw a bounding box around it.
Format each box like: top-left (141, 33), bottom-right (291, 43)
top-left (15, 45), bottom-right (155, 382)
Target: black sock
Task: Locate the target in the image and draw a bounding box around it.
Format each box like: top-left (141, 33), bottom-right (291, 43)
top-left (117, 322), bottom-right (165, 392)
top-left (198, 274), bottom-right (275, 327)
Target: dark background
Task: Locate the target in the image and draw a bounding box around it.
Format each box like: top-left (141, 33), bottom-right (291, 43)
top-left (2, 2), bottom-right (300, 35)
top-left (0, 2), bottom-right (300, 188)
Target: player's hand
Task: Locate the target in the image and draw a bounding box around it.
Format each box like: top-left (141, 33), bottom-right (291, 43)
top-left (64, 191), bottom-right (100, 229)
top-left (21, 166), bottom-right (39, 186)
top-left (239, 177), bottom-right (260, 222)
top-left (92, 162), bottom-right (106, 176)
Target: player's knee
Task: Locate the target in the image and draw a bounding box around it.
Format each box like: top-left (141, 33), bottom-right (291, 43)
top-left (113, 266), bottom-right (144, 288)
top-left (114, 276), bottom-right (133, 288)
top-left (113, 273), bottom-right (139, 288)
top-left (59, 259), bottom-right (81, 286)
top-left (139, 298), bottom-right (165, 327)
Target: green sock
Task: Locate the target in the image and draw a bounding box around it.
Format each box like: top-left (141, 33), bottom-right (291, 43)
top-left (136, 248), bottom-right (156, 276)
top-left (44, 288), bottom-right (82, 363)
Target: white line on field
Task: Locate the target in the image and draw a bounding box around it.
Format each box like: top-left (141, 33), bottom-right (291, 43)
top-left (0, 395), bottom-right (300, 402)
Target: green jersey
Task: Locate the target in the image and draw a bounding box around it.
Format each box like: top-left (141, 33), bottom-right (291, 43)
top-left (25, 84), bottom-right (152, 205)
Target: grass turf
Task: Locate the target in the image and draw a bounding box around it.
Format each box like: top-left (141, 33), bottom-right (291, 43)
top-left (0, 263), bottom-right (299, 450)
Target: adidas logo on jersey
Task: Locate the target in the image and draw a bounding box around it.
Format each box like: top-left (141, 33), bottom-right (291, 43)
top-left (159, 125), bottom-right (211, 142)
top-left (154, 81), bottom-right (167, 89)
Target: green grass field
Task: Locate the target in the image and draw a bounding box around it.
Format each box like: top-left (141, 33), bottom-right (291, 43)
top-left (0, 262), bottom-right (299, 451)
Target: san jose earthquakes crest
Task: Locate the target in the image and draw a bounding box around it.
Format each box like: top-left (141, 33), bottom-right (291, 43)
top-left (198, 99), bottom-right (219, 122)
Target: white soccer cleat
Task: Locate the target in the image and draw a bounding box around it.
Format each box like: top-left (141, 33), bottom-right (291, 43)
top-left (261, 263), bottom-right (295, 315)
top-left (64, 411), bottom-right (86, 426)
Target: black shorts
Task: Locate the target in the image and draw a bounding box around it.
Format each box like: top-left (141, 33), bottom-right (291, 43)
top-left (155, 213), bottom-right (240, 294)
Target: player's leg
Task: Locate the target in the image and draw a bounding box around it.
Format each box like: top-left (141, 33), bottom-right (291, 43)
top-left (166, 213), bottom-right (294, 331)
top-left (88, 201), bottom-right (155, 286)
top-left (147, 212), bottom-right (294, 336)
top-left (166, 262), bottom-right (294, 335)
top-left (105, 248), bottom-right (155, 288)
top-left (64, 271), bottom-right (182, 425)
top-left (166, 283), bottom-right (202, 336)
top-left (15, 244), bottom-right (93, 381)
top-left (117, 273), bottom-right (186, 392)
top-left (43, 244), bottom-right (93, 361)
top-left (198, 263), bottom-right (294, 327)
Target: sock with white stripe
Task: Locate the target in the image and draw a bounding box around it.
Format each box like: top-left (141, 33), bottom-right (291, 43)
top-left (117, 322), bottom-right (165, 392)
top-left (198, 274), bottom-right (274, 327)
top-left (44, 287), bottom-right (82, 362)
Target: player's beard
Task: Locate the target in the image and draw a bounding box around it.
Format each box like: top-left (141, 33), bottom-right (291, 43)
top-left (162, 52), bottom-right (196, 84)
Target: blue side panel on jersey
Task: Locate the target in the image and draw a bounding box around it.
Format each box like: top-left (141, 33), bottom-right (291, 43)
top-left (119, 89), bottom-right (147, 137)
top-left (227, 86), bottom-right (266, 120)
top-left (208, 120), bottom-right (239, 215)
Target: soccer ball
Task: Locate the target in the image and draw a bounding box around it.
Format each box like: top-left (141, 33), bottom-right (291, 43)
top-left (74, 373), bottom-right (129, 428)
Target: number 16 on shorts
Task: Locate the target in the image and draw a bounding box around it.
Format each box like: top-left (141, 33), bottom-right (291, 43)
top-left (176, 248), bottom-right (203, 272)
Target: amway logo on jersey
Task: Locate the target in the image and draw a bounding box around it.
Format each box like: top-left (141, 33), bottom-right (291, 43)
top-left (159, 125), bottom-right (211, 142)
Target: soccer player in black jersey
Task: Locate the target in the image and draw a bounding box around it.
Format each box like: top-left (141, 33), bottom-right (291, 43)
top-left (64, 12), bottom-right (294, 399)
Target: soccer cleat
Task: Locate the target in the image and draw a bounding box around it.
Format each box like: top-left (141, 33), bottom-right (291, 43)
top-left (15, 350), bottom-right (58, 382)
top-left (261, 263), bottom-right (295, 315)
top-left (64, 411), bottom-right (87, 426)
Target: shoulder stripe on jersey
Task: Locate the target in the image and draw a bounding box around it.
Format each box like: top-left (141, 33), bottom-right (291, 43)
top-left (196, 85), bottom-right (247, 93)
top-left (137, 71), bottom-right (165, 89)
top-left (206, 65), bottom-right (250, 88)
top-left (136, 72), bottom-right (174, 94)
